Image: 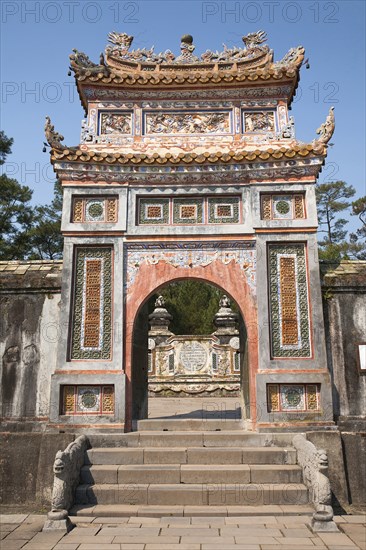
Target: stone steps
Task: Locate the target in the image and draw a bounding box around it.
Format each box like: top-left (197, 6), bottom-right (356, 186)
top-left (75, 482), bottom-right (309, 506)
top-left (72, 426), bottom-right (310, 517)
top-left (87, 431), bottom-right (298, 449)
top-left (70, 503), bottom-right (315, 517)
top-left (136, 419), bottom-right (245, 431)
top-left (86, 446), bottom-right (297, 465)
top-left (81, 463), bottom-right (302, 484)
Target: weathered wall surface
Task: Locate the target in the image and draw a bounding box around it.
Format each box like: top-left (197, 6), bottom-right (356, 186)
top-left (0, 432), bottom-right (74, 507)
top-left (320, 262), bottom-right (366, 510)
top-left (0, 261), bottom-right (62, 426)
top-left (321, 261), bottom-right (366, 421)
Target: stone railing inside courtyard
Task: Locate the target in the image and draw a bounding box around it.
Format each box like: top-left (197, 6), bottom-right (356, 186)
top-left (292, 434), bottom-right (339, 532)
top-left (148, 295), bottom-right (242, 397)
top-left (43, 435), bottom-right (89, 532)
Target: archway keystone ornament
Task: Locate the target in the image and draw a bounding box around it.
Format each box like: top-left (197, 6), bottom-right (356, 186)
top-left (47, 30), bottom-right (335, 431)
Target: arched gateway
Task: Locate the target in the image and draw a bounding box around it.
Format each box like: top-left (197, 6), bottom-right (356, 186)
top-left (47, 31), bottom-right (335, 432)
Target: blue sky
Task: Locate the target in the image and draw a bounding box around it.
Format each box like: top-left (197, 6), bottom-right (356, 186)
top-left (1, 0), bottom-right (365, 224)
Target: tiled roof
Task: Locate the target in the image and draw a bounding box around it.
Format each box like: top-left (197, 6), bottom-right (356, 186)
top-left (51, 142), bottom-right (327, 166)
top-left (321, 260), bottom-right (366, 289)
top-left (0, 260), bottom-right (63, 291)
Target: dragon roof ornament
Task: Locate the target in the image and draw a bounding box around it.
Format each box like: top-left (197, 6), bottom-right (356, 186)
top-left (315, 107), bottom-right (335, 144)
top-left (104, 30), bottom-right (272, 66)
top-left (45, 116), bottom-right (66, 150)
top-left (69, 31), bottom-right (304, 77)
top-left (313, 107), bottom-right (335, 152)
top-left (45, 116), bottom-right (77, 152)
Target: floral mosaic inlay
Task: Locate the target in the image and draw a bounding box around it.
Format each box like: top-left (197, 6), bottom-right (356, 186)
top-left (267, 384), bottom-right (320, 412)
top-left (71, 247), bottom-right (112, 360)
top-left (261, 194), bottom-right (305, 220)
top-left (72, 196), bottom-right (118, 223)
top-left (268, 244), bottom-right (311, 357)
top-left (61, 385), bottom-right (115, 415)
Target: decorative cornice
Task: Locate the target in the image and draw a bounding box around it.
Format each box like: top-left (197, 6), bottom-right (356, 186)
top-left (51, 142), bottom-right (326, 166)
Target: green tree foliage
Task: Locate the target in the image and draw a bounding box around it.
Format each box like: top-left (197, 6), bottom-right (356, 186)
top-left (0, 131), bottom-right (64, 260)
top-left (148, 280), bottom-right (226, 335)
top-left (0, 132), bottom-right (34, 260)
top-left (0, 130), bottom-right (13, 162)
top-left (28, 180), bottom-right (63, 260)
top-left (349, 196), bottom-right (366, 260)
top-left (316, 181), bottom-right (365, 261)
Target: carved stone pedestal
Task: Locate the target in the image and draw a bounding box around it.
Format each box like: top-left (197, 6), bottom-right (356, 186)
top-left (311, 506), bottom-right (339, 532)
top-left (43, 510), bottom-right (74, 533)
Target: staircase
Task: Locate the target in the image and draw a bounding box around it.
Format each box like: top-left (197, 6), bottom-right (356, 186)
top-left (71, 419), bottom-right (314, 517)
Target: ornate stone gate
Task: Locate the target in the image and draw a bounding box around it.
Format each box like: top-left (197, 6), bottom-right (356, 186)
top-left (46, 30), bottom-right (335, 431)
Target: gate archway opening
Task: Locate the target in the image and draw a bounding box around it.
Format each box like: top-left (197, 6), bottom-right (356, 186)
top-left (129, 278), bottom-right (251, 429)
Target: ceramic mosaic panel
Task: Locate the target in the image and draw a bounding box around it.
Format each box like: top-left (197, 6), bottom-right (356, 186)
top-left (234, 353), bottom-right (240, 372)
top-left (61, 385), bottom-right (114, 415)
top-left (173, 198), bottom-right (204, 224)
top-left (138, 196), bottom-right (241, 226)
top-left (243, 111), bottom-right (275, 132)
top-left (139, 198), bottom-right (170, 225)
top-left (268, 244), bottom-right (311, 358)
top-left (71, 197), bottom-right (118, 223)
top-left (63, 385), bottom-right (75, 414)
top-left (72, 198), bottom-right (84, 223)
top-left (99, 111), bottom-right (132, 135)
top-left (261, 194), bottom-right (305, 220)
top-left (208, 197), bottom-right (240, 224)
top-left (85, 199), bottom-right (105, 222)
top-left (144, 110), bottom-right (231, 134)
top-left (272, 196), bottom-right (292, 219)
top-left (71, 247), bottom-right (112, 360)
top-left (267, 384), bottom-right (320, 412)
top-left (294, 194), bottom-right (305, 219)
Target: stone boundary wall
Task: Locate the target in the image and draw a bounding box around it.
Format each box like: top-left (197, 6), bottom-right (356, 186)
top-left (0, 261), bottom-right (62, 426)
top-left (0, 260), bottom-right (365, 508)
top-left (0, 432), bottom-right (75, 508)
top-left (320, 261), bottom-right (366, 422)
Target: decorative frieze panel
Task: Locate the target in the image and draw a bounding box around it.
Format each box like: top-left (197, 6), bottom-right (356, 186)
top-left (71, 247), bottom-right (112, 360)
top-left (72, 196), bottom-right (118, 223)
top-left (138, 196), bottom-right (240, 225)
top-left (243, 111), bottom-right (275, 132)
top-left (125, 241), bottom-right (256, 293)
top-left (144, 110), bottom-right (231, 135)
top-left (261, 194), bottom-right (305, 220)
top-left (99, 111), bottom-right (132, 135)
top-left (268, 244), bottom-right (311, 358)
top-left (267, 384), bottom-right (320, 412)
top-left (61, 385), bottom-right (115, 415)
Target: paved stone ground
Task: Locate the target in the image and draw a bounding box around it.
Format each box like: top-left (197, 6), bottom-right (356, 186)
top-left (148, 397), bottom-right (242, 420)
top-left (1, 513), bottom-right (365, 550)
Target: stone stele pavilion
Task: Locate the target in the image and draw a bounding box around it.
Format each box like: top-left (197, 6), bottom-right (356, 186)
top-left (44, 30), bottom-right (336, 434)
